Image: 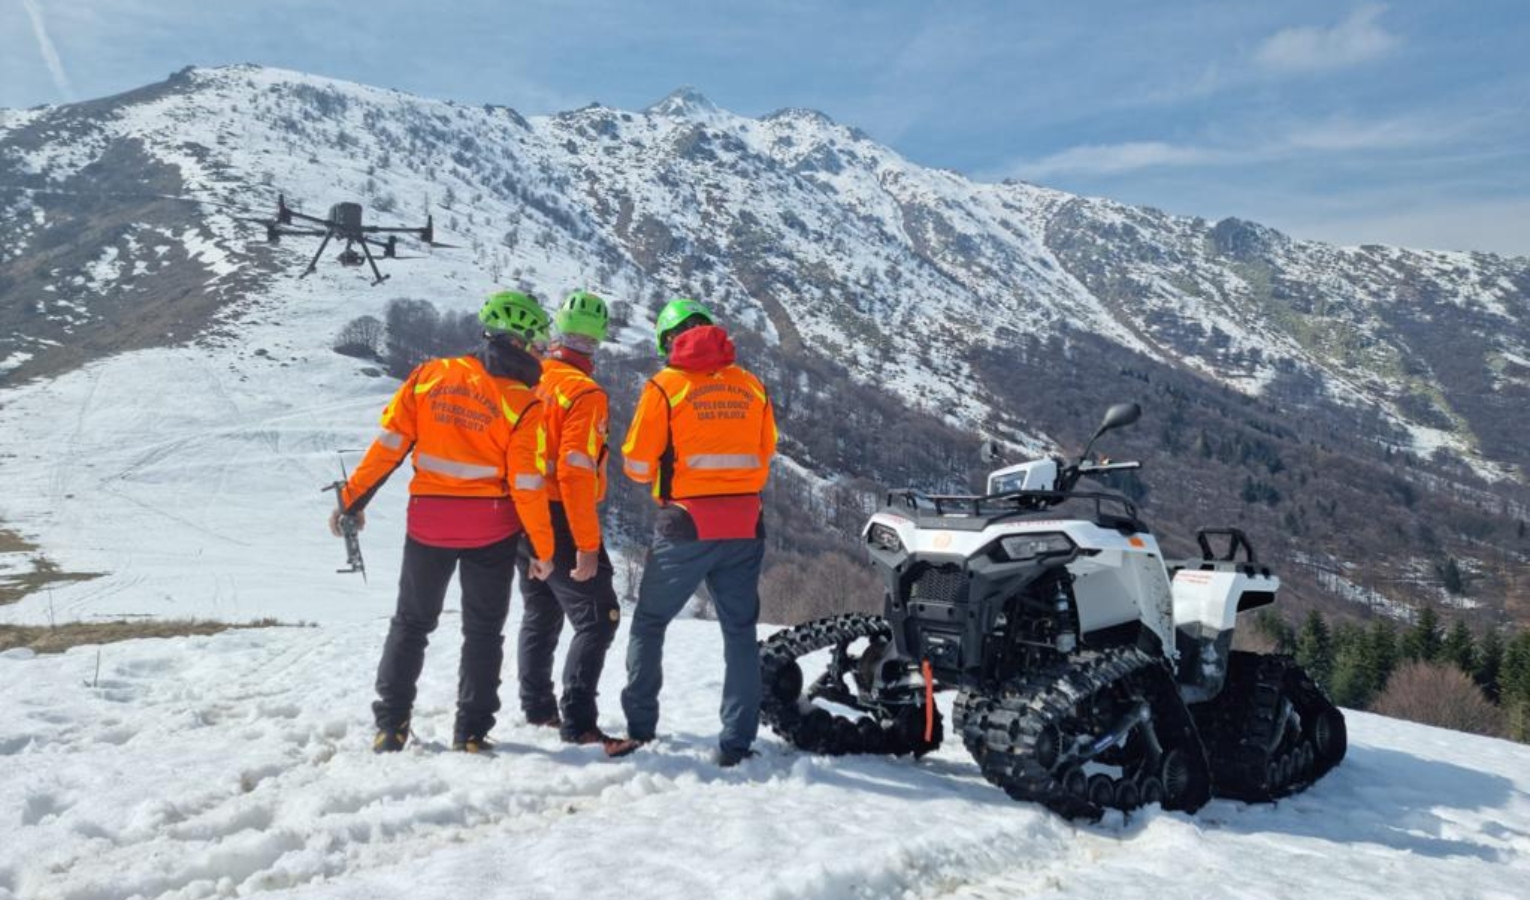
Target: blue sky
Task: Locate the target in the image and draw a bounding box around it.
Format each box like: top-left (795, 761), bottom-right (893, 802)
top-left (4, 1), bottom-right (1528, 256)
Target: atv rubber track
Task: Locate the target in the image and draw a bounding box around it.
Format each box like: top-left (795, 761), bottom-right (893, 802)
top-left (954, 645), bottom-right (1212, 821)
top-left (1190, 651), bottom-right (1348, 802)
top-left (760, 613), bottom-right (943, 757)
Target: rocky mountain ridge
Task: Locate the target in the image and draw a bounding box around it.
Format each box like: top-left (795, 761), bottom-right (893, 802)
top-left (2, 65), bottom-right (1528, 625)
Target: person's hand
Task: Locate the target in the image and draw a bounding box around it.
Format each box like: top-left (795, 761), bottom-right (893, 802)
top-left (571, 549), bottom-right (599, 582)
top-left (328, 507), bottom-right (366, 537)
top-left (528, 558), bottom-right (555, 581)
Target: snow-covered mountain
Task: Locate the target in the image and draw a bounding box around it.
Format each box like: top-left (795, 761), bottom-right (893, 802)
top-left (2, 64), bottom-right (1528, 625)
top-left (6, 66), bottom-right (1527, 456)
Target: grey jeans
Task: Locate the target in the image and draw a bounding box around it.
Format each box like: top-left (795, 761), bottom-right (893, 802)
top-left (621, 526), bottom-right (765, 755)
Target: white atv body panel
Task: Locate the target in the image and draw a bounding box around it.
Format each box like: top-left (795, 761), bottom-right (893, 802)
top-left (1169, 565), bottom-right (1280, 702)
top-left (1171, 568), bottom-right (1281, 634)
top-left (986, 458), bottom-right (1060, 494)
top-left (864, 512), bottom-right (1180, 660)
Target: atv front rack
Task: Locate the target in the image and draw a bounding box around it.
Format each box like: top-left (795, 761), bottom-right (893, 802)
top-left (885, 488), bottom-right (1145, 533)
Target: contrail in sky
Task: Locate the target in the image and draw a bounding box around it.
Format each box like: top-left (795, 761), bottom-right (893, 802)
top-left (22, 0), bottom-right (75, 101)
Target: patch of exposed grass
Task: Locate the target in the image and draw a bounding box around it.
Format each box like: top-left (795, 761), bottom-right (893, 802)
top-left (0, 527), bottom-right (104, 607)
top-left (0, 527), bottom-right (36, 554)
top-left (0, 617), bottom-right (296, 654)
top-left (0, 560), bottom-right (103, 607)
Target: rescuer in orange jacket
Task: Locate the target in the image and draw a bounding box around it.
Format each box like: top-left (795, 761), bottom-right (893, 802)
top-left (331, 290), bottom-right (556, 755)
top-left (618, 297), bottom-right (777, 766)
top-left (515, 291), bottom-right (640, 757)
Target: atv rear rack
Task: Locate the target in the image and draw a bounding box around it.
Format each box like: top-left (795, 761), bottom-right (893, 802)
top-left (886, 488), bottom-right (1145, 533)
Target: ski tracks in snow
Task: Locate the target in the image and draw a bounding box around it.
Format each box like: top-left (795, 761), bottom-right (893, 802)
top-left (4, 622), bottom-right (1530, 900)
top-left (0, 620), bottom-right (1078, 900)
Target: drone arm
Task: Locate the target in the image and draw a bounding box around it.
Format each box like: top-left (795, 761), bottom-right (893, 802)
top-left (284, 208), bottom-right (332, 227)
top-left (301, 231), bottom-right (334, 278)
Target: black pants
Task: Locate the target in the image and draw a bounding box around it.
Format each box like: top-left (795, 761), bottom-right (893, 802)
top-left (373, 535), bottom-right (519, 740)
top-left (517, 503), bottom-right (620, 738)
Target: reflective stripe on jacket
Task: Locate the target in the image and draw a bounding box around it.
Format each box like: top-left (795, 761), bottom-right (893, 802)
top-left (621, 327), bottom-right (776, 501)
top-left (537, 357), bottom-right (609, 552)
top-left (340, 354), bottom-right (555, 560)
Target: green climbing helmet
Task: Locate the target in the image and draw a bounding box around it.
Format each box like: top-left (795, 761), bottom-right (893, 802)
top-left (654, 297), bottom-right (714, 355)
top-left (479, 290), bottom-right (550, 344)
top-left (555, 290), bottom-right (609, 342)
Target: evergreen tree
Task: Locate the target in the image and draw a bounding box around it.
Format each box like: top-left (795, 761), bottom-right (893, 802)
top-left (1362, 618), bottom-right (1400, 701)
top-left (1436, 557), bottom-right (1466, 595)
top-left (1504, 632), bottom-right (1530, 743)
top-left (1254, 609), bottom-right (1295, 654)
top-left (1295, 610), bottom-right (1334, 690)
top-left (1329, 643), bottom-right (1373, 708)
top-left (1476, 626), bottom-right (1505, 702)
top-left (1440, 619), bottom-right (1477, 676)
top-left (1503, 632), bottom-right (1530, 705)
top-left (1401, 606), bottom-right (1443, 663)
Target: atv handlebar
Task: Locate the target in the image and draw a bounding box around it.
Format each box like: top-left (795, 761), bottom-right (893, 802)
top-left (1059, 459), bottom-right (1141, 493)
top-left (1078, 461), bottom-right (1141, 474)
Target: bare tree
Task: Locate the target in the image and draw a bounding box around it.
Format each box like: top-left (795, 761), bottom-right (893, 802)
top-left (759, 551), bottom-right (881, 626)
top-left (1373, 661), bottom-right (1504, 737)
top-left (333, 315), bottom-right (384, 359)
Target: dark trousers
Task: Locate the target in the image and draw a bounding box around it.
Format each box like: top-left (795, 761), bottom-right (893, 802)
top-left (517, 503), bottom-right (620, 737)
top-left (621, 513), bottom-right (764, 754)
top-left (373, 535), bottom-right (519, 740)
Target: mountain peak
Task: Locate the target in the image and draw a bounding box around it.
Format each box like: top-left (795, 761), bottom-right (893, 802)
top-left (646, 86), bottom-right (719, 118)
top-left (763, 106), bottom-right (836, 127)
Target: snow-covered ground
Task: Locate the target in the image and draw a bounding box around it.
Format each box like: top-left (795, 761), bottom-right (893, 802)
top-left (3, 613), bottom-right (1529, 900)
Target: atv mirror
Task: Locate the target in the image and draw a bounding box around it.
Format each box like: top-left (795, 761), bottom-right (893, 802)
top-left (1079, 403), bottom-right (1141, 463)
top-left (1098, 403), bottom-right (1141, 434)
top-left (980, 439), bottom-right (1006, 464)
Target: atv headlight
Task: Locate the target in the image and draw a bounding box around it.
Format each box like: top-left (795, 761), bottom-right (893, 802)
top-left (868, 522), bottom-right (905, 553)
top-left (997, 532), bottom-right (1075, 562)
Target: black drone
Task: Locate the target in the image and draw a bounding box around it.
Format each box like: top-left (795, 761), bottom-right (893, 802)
top-left (247, 195), bottom-right (455, 284)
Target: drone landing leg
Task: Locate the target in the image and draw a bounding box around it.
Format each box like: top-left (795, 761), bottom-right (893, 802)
top-left (358, 235), bottom-right (389, 285)
top-left (301, 232), bottom-right (334, 278)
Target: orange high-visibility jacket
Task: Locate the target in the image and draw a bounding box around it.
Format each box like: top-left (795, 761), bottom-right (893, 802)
top-left (538, 357), bottom-right (610, 552)
top-left (340, 354), bottom-right (555, 560)
top-left (621, 354), bottom-right (776, 501)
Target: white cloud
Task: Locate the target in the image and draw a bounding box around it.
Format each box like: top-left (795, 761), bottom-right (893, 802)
top-left (1008, 141), bottom-right (1224, 180)
top-left (1003, 114), bottom-right (1458, 180)
top-left (1255, 4), bottom-right (1400, 73)
top-left (21, 0), bottom-right (73, 101)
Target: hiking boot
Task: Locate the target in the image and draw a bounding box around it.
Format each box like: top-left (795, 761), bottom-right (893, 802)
top-left (565, 729), bottom-right (646, 758)
top-left (452, 735), bottom-right (497, 755)
top-left (717, 747), bottom-right (758, 768)
top-left (372, 723), bottom-right (410, 754)
top-left (526, 713), bottom-right (562, 729)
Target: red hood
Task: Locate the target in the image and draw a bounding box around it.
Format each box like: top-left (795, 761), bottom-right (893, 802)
top-left (667, 325), bottom-right (735, 372)
top-left (547, 346), bottom-right (595, 375)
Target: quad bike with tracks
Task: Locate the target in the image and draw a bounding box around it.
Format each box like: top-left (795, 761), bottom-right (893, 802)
top-left (759, 404), bottom-right (1346, 819)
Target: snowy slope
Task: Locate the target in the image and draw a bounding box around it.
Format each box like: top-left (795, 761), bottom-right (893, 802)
top-left (2, 63), bottom-right (1528, 630)
top-left (2, 615), bottom-right (1529, 900)
top-left (3, 66), bottom-right (1528, 461)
